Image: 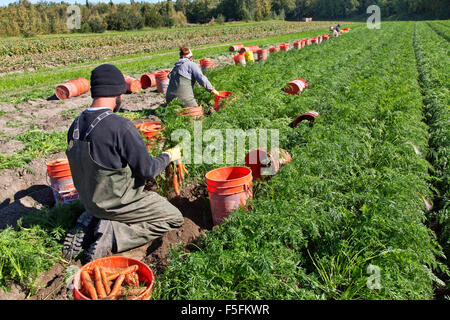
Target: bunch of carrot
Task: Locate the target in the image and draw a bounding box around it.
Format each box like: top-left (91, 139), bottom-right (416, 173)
top-left (171, 160), bottom-right (188, 197)
top-left (80, 264), bottom-right (147, 300)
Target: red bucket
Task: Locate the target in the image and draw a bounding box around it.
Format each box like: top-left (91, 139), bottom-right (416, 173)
top-left (200, 58), bottom-right (214, 72)
top-left (205, 166), bottom-right (253, 225)
top-left (280, 43), bottom-right (290, 51)
top-left (72, 256), bottom-right (154, 300)
top-left (214, 91), bottom-right (234, 111)
top-left (124, 76), bottom-right (142, 93)
top-left (140, 73), bottom-right (157, 89)
top-left (229, 44), bottom-right (244, 52)
top-left (155, 70), bottom-right (170, 93)
top-left (269, 46), bottom-right (280, 53)
top-left (284, 78), bottom-right (308, 95)
top-left (233, 54), bottom-right (246, 67)
top-left (293, 110), bottom-right (319, 128)
top-left (256, 49), bottom-right (268, 61)
top-left (244, 148), bottom-right (291, 180)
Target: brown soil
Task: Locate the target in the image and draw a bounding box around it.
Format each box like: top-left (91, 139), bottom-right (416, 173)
top-left (0, 80), bottom-right (215, 300)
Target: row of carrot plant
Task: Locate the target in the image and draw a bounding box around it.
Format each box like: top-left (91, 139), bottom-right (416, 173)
top-left (151, 21), bottom-right (446, 299)
top-left (413, 21), bottom-right (449, 295)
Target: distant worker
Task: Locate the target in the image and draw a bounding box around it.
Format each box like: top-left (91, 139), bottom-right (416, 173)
top-left (332, 26), bottom-right (339, 37)
top-left (336, 24), bottom-right (341, 33)
top-left (63, 64), bottom-right (184, 262)
top-left (166, 47), bottom-right (219, 108)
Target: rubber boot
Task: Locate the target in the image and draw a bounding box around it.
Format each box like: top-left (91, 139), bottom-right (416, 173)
top-left (83, 219), bottom-right (116, 263)
top-left (62, 211), bottom-right (97, 260)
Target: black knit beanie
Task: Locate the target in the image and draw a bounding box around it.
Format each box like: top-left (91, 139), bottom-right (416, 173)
top-left (90, 64), bottom-right (126, 98)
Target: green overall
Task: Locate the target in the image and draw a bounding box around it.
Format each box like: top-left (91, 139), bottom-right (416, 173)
top-left (166, 72), bottom-right (198, 108)
top-left (66, 110), bottom-right (184, 252)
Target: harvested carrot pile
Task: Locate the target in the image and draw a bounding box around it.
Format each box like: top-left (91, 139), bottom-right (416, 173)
top-left (80, 265), bottom-right (147, 300)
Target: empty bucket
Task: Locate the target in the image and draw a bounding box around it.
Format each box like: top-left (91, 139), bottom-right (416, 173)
top-left (55, 78), bottom-right (90, 100)
top-left (125, 76), bottom-right (142, 93)
top-left (200, 58), bottom-right (214, 72)
top-left (269, 46), bottom-right (280, 53)
top-left (47, 158), bottom-right (79, 204)
top-left (244, 148), bottom-right (291, 180)
top-left (293, 110), bottom-right (319, 128)
top-left (284, 78), bottom-right (309, 95)
top-left (256, 49), bottom-right (268, 61)
top-left (140, 73), bottom-right (157, 89)
top-left (155, 70), bottom-right (170, 93)
top-left (205, 166), bottom-right (253, 225)
top-left (229, 44), bottom-right (244, 52)
top-left (233, 54), bottom-right (246, 67)
top-left (214, 91), bottom-right (234, 111)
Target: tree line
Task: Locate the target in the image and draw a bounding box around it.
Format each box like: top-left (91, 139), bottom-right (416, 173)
top-left (1, 0), bottom-right (448, 37)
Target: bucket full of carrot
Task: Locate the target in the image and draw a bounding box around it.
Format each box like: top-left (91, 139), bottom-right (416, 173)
top-left (205, 166), bottom-right (253, 225)
top-left (46, 158), bottom-right (79, 205)
top-left (55, 77), bottom-right (90, 100)
top-left (72, 256), bottom-right (154, 300)
top-left (214, 91), bottom-right (234, 111)
top-left (284, 78), bottom-right (309, 95)
top-left (200, 58), bottom-right (214, 72)
top-left (136, 122), bottom-right (165, 149)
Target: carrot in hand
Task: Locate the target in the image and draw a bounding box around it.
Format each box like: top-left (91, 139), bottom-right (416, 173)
top-left (81, 270), bottom-right (98, 300)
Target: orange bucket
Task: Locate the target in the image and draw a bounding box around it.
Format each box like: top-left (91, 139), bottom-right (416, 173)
top-left (72, 256), bottom-right (154, 300)
top-left (233, 53), bottom-right (246, 67)
top-left (244, 148), bottom-right (291, 180)
top-left (269, 46), bottom-right (280, 53)
top-left (46, 158), bottom-right (78, 204)
top-left (179, 106), bottom-right (204, 119)
top-left (205, 166), bottom-right (253, 225)
top-left (256, 49), bottom-right (268, 61)
top-left (214, 91), bottom-right (234, 111)
top-left (140, 73), bottom-right (157, 89)
top-left (239, 45), bottom-right (260, 54)
top-left (200, 58), bottom-right (214, 72)
top-left (229, 44), bottom-right (243, 52)
top-left (280, 43), bottom-right (290, 51)
top-left (124, 76), bottom-right (142, 93)
top-left (55, 77), bottom-right (90, 100)
top-left (155, 70), bottom-right (171, 93)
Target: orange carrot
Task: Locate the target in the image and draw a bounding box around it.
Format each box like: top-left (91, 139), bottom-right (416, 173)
top-left (173, 166), bottom-right (180, 196)
top-left (178, 163), bottom-right (184, 181)
top-left (109, 274), bottom-right (125, 296)
top-left (81, 270), bottom-right (98, 300)
top-left (105, 265), bottom-right (139, 281)
top-left (181, 163), bottom-right (189, 175)
top-left (94, 266), bottom-right (107, 299)
top-left (100, 267), bottom-right (111, 295)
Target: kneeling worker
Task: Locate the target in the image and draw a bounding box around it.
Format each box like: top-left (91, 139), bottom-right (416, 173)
top-left (166, 47), bottom-right (219, 108)
top-left (63, 64), bottom-right (184, 262)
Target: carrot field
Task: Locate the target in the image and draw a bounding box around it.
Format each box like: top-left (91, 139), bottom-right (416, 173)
top-left (0, 20), bottom-right (448, 301)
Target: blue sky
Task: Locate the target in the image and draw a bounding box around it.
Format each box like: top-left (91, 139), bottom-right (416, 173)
top-left (0, 0), bottom-right (161, 6)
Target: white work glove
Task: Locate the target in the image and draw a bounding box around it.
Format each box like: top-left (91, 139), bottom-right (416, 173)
top-left (162, 144), bottom-right (182, 163)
